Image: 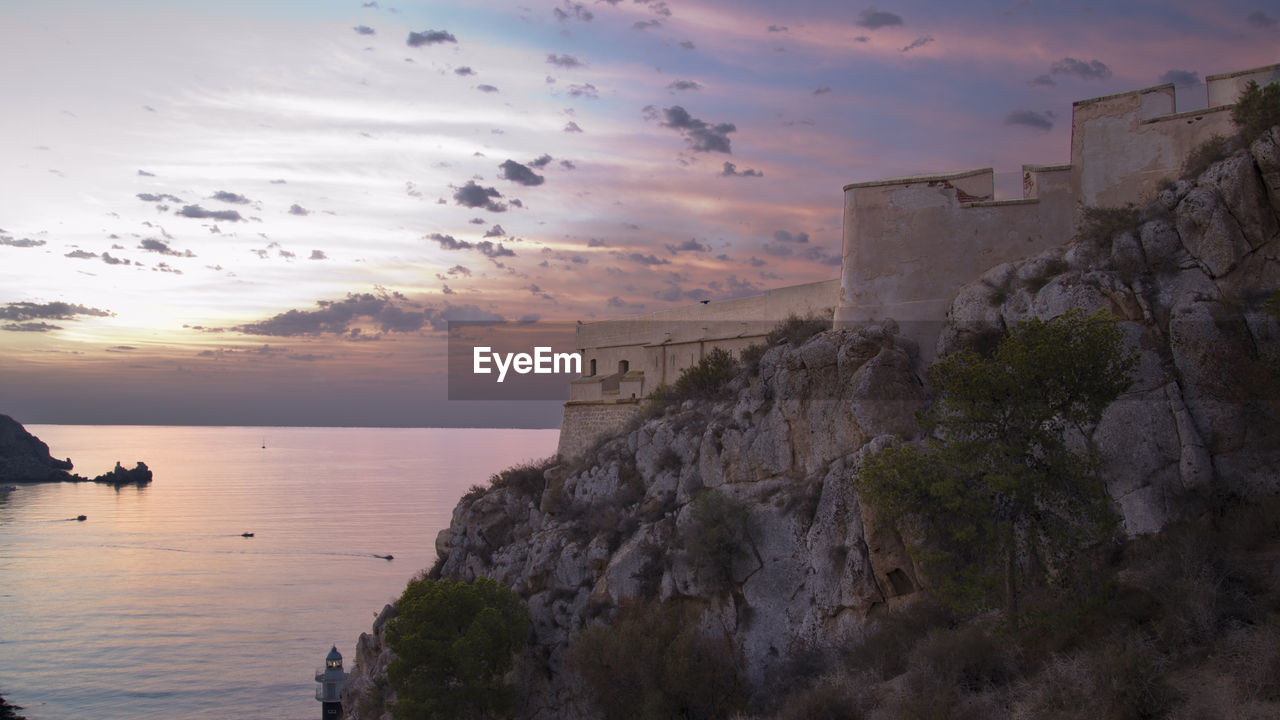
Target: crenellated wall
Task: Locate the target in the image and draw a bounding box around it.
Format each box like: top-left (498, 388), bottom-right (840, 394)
top-left (833, 163), bottom-right (1074, 356)
top-left (835, 62), bottom-right (1280, 358)
top-left (559, 62), bottom-right (1280, 457)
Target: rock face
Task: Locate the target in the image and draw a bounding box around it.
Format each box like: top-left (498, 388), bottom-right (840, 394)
top-left (0, 414), bottom-right (153, 486)
top-left (0, 414), bottom-right (76, 482)
top-left (342, 133), bottom-right (1280, 719)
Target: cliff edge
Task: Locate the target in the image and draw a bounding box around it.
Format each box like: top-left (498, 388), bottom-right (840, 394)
top-left (343, 127), bottom-right (1280, 719)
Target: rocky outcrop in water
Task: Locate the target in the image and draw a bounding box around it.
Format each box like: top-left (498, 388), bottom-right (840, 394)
top-left (342, 128), bottom-right (1280, 720)
top-left (0, 414), bottom-right (152, 486)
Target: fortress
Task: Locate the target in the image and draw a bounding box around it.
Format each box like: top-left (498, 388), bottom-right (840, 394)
top-left (557, 62), bottom-right (1280, 459)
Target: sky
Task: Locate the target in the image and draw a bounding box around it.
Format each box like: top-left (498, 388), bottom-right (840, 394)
top-left (1, 0), bottom-right (1277, 427)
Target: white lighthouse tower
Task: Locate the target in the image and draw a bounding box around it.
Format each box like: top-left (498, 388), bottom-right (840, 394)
top-left (315, 645), bottom-right (348, 719)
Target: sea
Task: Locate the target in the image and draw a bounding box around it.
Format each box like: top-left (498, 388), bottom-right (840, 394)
top-left (0, 425), bottom-right (560, 720)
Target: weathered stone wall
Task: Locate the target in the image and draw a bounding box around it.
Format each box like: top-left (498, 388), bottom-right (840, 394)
top-left (555, 401), bottom-right (640, 460)
top-left (834, 164), bottom-right (1074, 359)
top-left (835, 62), bottom-right (1280, 359)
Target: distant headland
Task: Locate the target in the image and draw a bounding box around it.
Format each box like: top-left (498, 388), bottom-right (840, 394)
top-left (0, 414), bottom-right (152, 486)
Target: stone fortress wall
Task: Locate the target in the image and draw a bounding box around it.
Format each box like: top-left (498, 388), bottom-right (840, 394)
top-left (557, 62), bottom-right (1280, 459)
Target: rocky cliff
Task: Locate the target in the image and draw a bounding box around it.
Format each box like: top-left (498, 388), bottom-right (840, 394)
top-left (0, 414), bottom-right (152, 485)
top-left (342, 128), bottom-right (1280, 719)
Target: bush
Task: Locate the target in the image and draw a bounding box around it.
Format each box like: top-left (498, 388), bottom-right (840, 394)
top-left (1079, 204), bottom-right (1141, 249)
top-left (681, 489), bottom-right (756, 587)
top-left (1232, 80), bottom-right (1280, 143)
top-left (644, 347), bottom-right (737, 417)
top-left (742, 313), bottom-right (832, 374)
top-left (1180, 134), bottom-right (1235, 180)
top-left (855, 309), bottom-right (1135, 620)
top-left (568, 599), bottom-right (745, 720)
top-left (488, 455), bottom-right (556, 498)
top-left (386, 577), bottom-right (529, 720)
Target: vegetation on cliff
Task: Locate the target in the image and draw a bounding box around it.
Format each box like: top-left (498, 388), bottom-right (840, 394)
top-left (856, 309), bottom-right (1136, 619)
top-left (386, 577), bottom-right (528, 720)
top-left (345, 118), bottom-right (1280, 720)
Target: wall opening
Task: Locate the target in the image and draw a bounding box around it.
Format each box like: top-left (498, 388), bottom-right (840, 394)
top-left (618, 360), bottom-right (629, 373)
top-left (589, 358), bottom-right (597, 376)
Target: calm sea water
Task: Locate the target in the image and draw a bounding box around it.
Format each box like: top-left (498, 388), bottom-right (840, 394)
top-left (0, 425), bottom-right (559, 720)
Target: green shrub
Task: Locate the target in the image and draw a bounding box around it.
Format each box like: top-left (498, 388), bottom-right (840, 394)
top-left (644, 347), bottom-right (737, 417)
top-left (1180, 134), bottom-right (1234, 180)
top-left (855, 309), bottom-right (1135, 621)
top-left (682, 489), bottom-right (756, 587)
top-left (386, 577), bottom-right (529, 720)
top-left (742, 313), bottom-right (832, 374)
top-left (488, 455), bottom-right (556, 498)
top-left (1232, 80), bottom-right (1280, 142)
top-left (568, 599), bottom-right (745, 720)
top-left (1079, 204), bottom-right (1141, 249)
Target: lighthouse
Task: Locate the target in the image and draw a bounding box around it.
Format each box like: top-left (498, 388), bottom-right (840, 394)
top-left (315, 645), bottom-right (348, 719)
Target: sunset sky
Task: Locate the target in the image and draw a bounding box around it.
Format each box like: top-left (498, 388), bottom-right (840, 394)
top-left (2, 0), bottom-right (1277, 427)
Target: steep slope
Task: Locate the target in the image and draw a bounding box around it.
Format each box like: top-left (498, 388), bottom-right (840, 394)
top-left (342, 127), bottom-right (1280, 720)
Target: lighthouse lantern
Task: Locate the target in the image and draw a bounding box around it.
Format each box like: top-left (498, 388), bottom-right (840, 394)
top-left (315, 645), bottom-right (348, 719)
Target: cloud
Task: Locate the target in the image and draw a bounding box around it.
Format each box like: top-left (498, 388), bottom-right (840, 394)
top-left (587, 238), bottom-right (607, 247)
top-left (454, 66), bottom-right (475, 76)
top-left (0, 236), bottom-right (45, 248)
top-left (287, 203), bottom-right (310, 216)
top-left (901, 35), bottom-right (934, 52)
top-left (773, 230), bottom-right (809, 244)
top-left (309, 250), bottom-right (327, 260)
top-left (547, 53), bottom-right (583, 68)
top-left (452, 181), bottom-right (507, 212)
top-left (567, 83), bottom-right (598, 99)
top-left (1159, 69), bottom-right (1201, 87)
top-left (211, 190), bottom-right (251, 204)
top-left (659, 106), bottom-right (736, 153)
top-left (476, 84), bottom-right (499, 93)
top-left (476, 241), bottom-right (514, 258)
top-left (628, 252), bottom-right (670, 266)
top-left (407, 29), bottom-right (456, 46)
top-left (1029, 74), bottom-right (1056, 87)
top-left (137, 192), bottom-right (183, 203)
top-left (447, 264), bottom-right (472, 276)
top-left (528, 154), bottom-right (553, 168)
top-left (1246, 10), bottom-right (1278, 28)
top-left (665, 238), bottom-right (709, 254)
top-left (429, 233), bottom-right (514, 258)
top-left (137, 169), bottom-right (155, 177)
top-left (483, 224), bottom-right (506, 238)
top-left (560, 160), bottom-right (576, 170)
top-left (236, 292), bottom-right (431, 336)
top-left (65, 249), bottom-right (98, 259)
top-left (633, 19), bottom-right (662, 30)
top-left (1004, 109), bottom-right (1053, 131)
top-left (721, 161), bottom-right (762, 178)
top-left (856, 6), bottom-right (903, 29)
top-left (177, 205), bottom-right (243, 221)
top-left (354, 25), bottom-right (375, 35)
top-left (667, 80), bottom-right (702, 92)
top-left (802, 247), bottom-right (842, 266)
top-left (767, 24), bottom-right (788, 32)
top-left (2, 322), bottom-right (62, 332)
top-left (564, 121), bottom-right (584, 133)
top-left (101, 252), bottom-right (131, 265)
top-left (498, 159), bottom-right (546, 186)
top-left (1050, 57), bottom-right (1112, 80)
top-left (0, 301), bottom-right (113, 322)
top-left (679, 40), bottom-right (695, 50)
top-left (139, 238), bottom-right (195, 256)
top-left (813, 86), bottom-right (832, 95)
top-left (554, 2), bottom-right (593, 22)
top-left (430, 233), bottom-right (473, 251)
